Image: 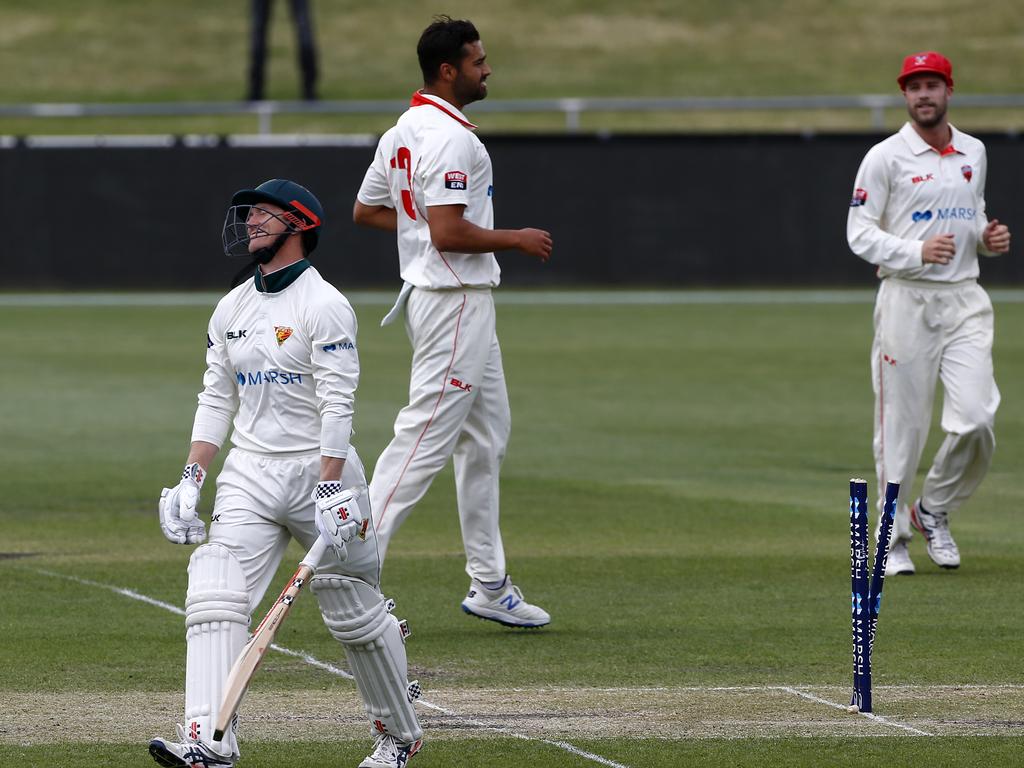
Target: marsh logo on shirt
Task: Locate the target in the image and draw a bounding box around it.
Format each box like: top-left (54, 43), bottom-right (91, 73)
top-left (274, 326), bottom-right (293, 346)
top-left (322, 341), bottom-right (355, 352)
top-left (911, 210), bottom-right (933, 223)
top-left (936, 207), bottom-right (976, 221)
top-left (444, 171), bottom-right (467, 190)
top-left (236, 370), bottom-right (304, 386)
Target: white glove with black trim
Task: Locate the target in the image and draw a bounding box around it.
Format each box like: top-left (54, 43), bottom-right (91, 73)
top-left (313, 482), bottom-right (365, 561)
top-left (158, 463), bottom-right (207, 545)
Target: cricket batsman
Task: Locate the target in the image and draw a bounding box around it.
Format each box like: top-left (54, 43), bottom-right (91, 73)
top-left (150, 180), bottom-right (423, 768)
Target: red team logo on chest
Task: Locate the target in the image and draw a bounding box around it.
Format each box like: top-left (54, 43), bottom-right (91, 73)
top-left (444, 171), bottom-right (467, 190)
top-left (275, 326), bottom-right (293, 346)
top-left (961, 164), bottom-right (973, 182)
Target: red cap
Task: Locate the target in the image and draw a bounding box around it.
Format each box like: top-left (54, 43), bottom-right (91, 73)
top-left (898, 51), bottom-right (953, 89)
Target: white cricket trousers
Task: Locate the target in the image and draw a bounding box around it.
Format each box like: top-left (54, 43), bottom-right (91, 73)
top-left (370, 287), bottom-right (511, 583)
top-left (872, 277), bottom-right (999, 543)
top-left (209, 446), bottom-right (378, 597)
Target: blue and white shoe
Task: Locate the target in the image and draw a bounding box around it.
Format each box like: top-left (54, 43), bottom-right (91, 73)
top-left (359, 734), bottom-right (422, 768)
top-left (461, 576), bottom-right (550, 628)
top-left (910, 499), bottom-right (960, 569)
top-left (149, 724), bottom-right (235, 767)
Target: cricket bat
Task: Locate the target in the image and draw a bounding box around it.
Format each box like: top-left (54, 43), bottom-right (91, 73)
top-left (213, 536), bottom-right (329, 742)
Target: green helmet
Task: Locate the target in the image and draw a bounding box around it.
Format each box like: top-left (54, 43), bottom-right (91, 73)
top-left (224, 179), bottom-right (325, 259)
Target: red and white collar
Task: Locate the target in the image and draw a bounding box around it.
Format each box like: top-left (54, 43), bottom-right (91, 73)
top-left (410, 90), bottom-right (477, 130)
top-left (900, 121), bottom-right (964, 157)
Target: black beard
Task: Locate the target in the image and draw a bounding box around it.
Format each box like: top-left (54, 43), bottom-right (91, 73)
top-left (910, 103), bottom-right (946, 129)
top-left (454, 77), bottom-right (487, 106)
top-left (250, 231), bottom-right (290, 264)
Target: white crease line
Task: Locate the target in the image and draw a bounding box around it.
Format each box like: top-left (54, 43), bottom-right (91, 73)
top-left (265, 643), bottom-right (354, 680)
top-left (779, 686), bottom-right (933, 736)
top-left (412, 696), bottom-right (632, 768)
top-left (37, 569), bottom-right (188, 616)
top-left (497, 684), bottom-right (1024, 693)
top-left (35, 568), bottom-right (633, 768)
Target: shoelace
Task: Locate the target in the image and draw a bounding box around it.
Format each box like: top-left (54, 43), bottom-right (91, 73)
top-left (369, 735), bottom-right (399, 761)
top-left (924, 511), bottom-right (958, 551)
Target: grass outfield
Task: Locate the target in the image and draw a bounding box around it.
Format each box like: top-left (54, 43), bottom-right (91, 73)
top-left (2, 1), bottom-right (1024, 134)
top-left (2, 294), bottom-right (1023, 767)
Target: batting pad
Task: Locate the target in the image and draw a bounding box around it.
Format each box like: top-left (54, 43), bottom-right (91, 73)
top-left (312, 575), bottom-right (423, 743)
top-left (185, 544), bottom-right (250, 757)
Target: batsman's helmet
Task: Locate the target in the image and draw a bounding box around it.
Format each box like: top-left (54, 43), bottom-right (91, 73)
top-left (223, 178), bottom-right (325, 261)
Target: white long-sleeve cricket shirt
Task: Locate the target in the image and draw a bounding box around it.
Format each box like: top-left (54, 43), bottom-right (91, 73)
top-left (190, 260), bottom-right (359, 458)
top-left (847, 122), bottom-right (996, 282)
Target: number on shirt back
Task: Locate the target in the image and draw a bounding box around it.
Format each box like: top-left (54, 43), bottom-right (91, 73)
top-left (389, 147), bottom-right (416, 220)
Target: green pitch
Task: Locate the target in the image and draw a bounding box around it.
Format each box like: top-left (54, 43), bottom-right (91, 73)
top-left (2, 294), bottom-right (1023, 767)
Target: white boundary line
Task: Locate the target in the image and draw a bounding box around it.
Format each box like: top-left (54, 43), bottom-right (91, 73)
top-left (35, 568), bottom-right (632, 768)
top-left (4, 289), bottom-right (1024, 308)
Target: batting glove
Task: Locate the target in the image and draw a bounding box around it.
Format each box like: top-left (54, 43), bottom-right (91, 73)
top-left (158, 463), bottom-right (207, 545)
top-left (313, 482), bottom-right (365, 561)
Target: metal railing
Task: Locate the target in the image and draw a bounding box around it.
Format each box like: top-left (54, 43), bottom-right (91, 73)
top-left (2, 94), bottom-right (1024, 133)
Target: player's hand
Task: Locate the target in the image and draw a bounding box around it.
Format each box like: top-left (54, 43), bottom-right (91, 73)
top-left (158, 463), bottom-right (207, 545)
top-left (516, 228), bottom-right (552, 262)
top-left (983, 219), bottom-right (1011, 254)
top-left (313, 482), bottom-right (365, 561)
top-left (921, 233), bottom-right (955, 264)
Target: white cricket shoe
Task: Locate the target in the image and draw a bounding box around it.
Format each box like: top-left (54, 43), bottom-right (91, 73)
top-left (149, 724), bottom-right (235, 767)
top-left (358, 734), bottom-right (422, 768)
top-left (884, 541), bottom-right (916, 576)
top-left (461, 576), bottom-right (550, 628)
top-left (910, 499), bottom-right (961, 569)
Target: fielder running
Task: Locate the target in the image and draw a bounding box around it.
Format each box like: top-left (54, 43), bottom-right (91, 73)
top-left (847, 52), bottom-right (1011, 576)
top-left (353, 17), bottom-right (553, 628)
top-left (150, 179), bottom-right (423, 768)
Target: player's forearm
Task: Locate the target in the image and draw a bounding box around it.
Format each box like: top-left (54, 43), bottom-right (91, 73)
top-left (186, 440), bottom-right (219, 470)
top-left (429, 216), bottom-right (522, 254)
top-left (353, 201), bottom-right (397, 232)
top-left (319, 456), bottom-right (346, 482)
top-left (848, 218), bottom-right (924, 271)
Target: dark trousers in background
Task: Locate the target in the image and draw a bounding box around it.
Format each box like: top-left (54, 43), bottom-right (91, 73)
top-left (248, 0), bottom-right (319, 101)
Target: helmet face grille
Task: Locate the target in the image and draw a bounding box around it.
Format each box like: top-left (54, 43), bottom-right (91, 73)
top-left (222, 204), bottom-right (297, 259)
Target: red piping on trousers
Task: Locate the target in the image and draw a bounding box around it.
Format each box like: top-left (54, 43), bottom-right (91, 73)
top-left (879, 348), bottom-right (886, 491)
top-left (376, 294), bottom-right (468, 531)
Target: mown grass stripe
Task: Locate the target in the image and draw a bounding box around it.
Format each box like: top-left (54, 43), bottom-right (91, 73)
top-left (34, 567), bottom-right (634, 768)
